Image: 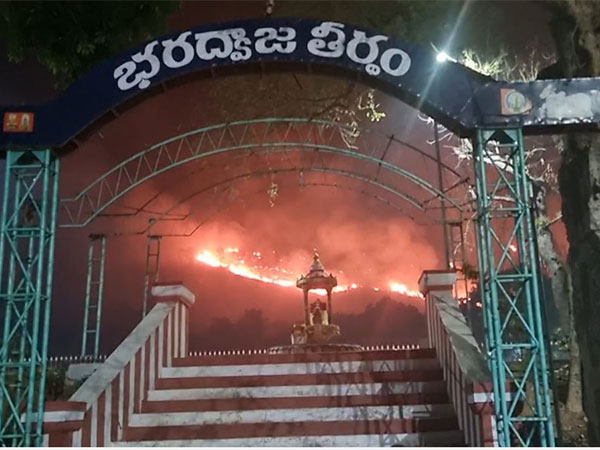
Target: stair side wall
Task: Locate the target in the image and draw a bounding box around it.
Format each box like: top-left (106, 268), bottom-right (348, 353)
top-left (42, 285), bottom-right (192, 446)
top-left (421, 270), bottom-right (497, 447)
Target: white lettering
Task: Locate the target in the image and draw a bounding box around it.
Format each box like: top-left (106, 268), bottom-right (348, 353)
top-left (346, 30), bottom-right (387, 76)
top-left (229, 28), bottom-right (252, 61)
top-left (113, 61), bottom-right (139, 91)
top-left (255, 27), bottom-right (296, 54)
top-left (162, 31), bottom-right (195, 68)
top-left (380, 47), bottom-right (411, 77)
top-left (307, 22), bottom-right (345, 58)
top-left (113, 23), bottom-right (412, 92)
top-left (195, 30), bottom-right (233, 60)
top-left (131, 41), bottom-right (161, 89)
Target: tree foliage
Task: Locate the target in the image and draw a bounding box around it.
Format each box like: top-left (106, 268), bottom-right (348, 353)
top-left (0, 1), bottom-right (179, 86)
top-left (275, 1), bottom-right (533, 65)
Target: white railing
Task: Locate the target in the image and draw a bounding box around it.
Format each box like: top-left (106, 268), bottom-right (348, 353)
top-left (185, 343), bottom-right (422, 357)
top-left (40, 283), bottom-right (194, 447)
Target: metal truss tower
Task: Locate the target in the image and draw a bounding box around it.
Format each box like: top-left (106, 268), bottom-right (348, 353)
top-left (473, 129), bottom-right (555, 446)
top-left (0, 150), bottom-right (59, 446)
top-left (80, 234), bottom-right (107, 359)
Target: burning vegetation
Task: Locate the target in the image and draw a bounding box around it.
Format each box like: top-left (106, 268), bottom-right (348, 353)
top-left (195, 246), bottom-right (424, 299)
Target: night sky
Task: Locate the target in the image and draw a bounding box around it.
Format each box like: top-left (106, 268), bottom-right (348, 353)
top-left (0, 1), bottom-right (564, 355)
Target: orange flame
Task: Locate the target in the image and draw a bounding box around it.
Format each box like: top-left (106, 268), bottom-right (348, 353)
top-left (195, 248), bottom-right (423, 299)
top-left (388, 281), bottom-right (423, 298)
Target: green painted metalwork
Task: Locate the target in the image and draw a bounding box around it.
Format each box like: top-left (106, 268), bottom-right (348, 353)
top-left (0, 150), bottom-right (59, 447)
top-left (80, 234), bottom-right (106, 358)
top-left (473, 129), bottom-right (555, 446)
top-left (142, 235), bottom-right (161, 317)
top-left (58, 119), bottom-right (465, 228)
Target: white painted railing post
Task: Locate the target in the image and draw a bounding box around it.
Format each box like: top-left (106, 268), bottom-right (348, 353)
top-left (151, 282), bottom-right (195, 364)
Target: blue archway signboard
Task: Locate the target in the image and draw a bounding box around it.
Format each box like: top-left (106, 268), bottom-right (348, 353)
top-left (2, 18), bottom-right (600, 150)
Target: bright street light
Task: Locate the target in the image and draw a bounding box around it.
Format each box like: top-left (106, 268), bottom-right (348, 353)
top-left (436, 51), bottom-right (451, 63)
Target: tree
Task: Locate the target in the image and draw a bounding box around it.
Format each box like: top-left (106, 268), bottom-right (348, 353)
top-left (542, 1), bottom-right (600, 444)
top-left (0, 1), bottom-right (179, 86)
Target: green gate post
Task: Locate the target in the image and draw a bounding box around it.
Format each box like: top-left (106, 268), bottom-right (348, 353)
top-left (80, 234), bottom-right (106, 359)
top-left (0, 150), bottom-right (59, 446)
top-left (142, 235), bottom-right (161, 317)
top-left (473, 129), bottom-right (555, 447)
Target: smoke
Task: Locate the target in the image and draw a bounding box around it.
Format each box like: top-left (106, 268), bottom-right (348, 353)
top-left (180, 183), bottom-right (441, 291)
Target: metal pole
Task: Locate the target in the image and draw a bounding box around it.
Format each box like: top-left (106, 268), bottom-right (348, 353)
top-left (35, 155), bottom-right (59, 446)
top-left (80, 240), bottom-right (95, 357)
top-left (93, 236), bottom-right (106, 358)
top-left (80, 234), bottom-right (107, 359)
top-left (434, 121), bottom-right (451, 268)
top-left (142, 235), bottom-right (161, 317)
top-left (457, 220), bottom-right (470, 302)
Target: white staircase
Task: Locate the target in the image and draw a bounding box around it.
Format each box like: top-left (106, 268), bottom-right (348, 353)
top-left (116, 349), bottom-right (464, 446)
top-left (42, 278), bottom-right (496, 447)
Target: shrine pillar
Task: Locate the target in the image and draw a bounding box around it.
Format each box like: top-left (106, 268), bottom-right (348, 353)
top-left (303, 289), bottom-right (310, 325)
top-left (326, 289), bottom-right (332, 323)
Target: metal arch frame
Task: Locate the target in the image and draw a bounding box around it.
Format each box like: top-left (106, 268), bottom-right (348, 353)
top-left (103, 180), bottom-right (430, 238)
top-left (103, 136), bottom-right (465, 223)
top-left (58, 119), bottom-right (465, 228)
top-left (140, 166), bottom-right (431, 235)
top-left (150, 181), bottom-right (447, 238)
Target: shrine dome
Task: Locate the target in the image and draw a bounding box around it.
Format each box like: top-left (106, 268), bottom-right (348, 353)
top-left (296, 252), bottom-right (337, 291)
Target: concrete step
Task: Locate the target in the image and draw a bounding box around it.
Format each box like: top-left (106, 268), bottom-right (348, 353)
top-left (142, 392), bottom-right (450, 413)
top-left (156, 368), bottom-right (444, 389)
top-left (121, 416), bottom-right (461, 442)
top-left (116, 429), bottom-right (465, 446)
top-left (175, 348), bottom-right (436, 367)
top-left (162, 358), bottom-right (439, 379)
top-left (129, 403), bottom-right (456, 428)
top-left (148, 380), bottom-right (446, 402)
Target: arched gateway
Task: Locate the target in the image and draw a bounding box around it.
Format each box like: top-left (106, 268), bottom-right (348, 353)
top-left (1, 18), bottom-right (599, 448)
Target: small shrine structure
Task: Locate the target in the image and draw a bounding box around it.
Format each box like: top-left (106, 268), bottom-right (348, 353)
top-left (290, 252), bottom-right (341, 346)
top-left (297, 252), bottom-right (337, 325)
top-left (270, 252), bottom-right (362, 353)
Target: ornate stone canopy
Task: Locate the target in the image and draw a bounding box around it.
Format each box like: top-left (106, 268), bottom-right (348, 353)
top-left (296, 252), bottom-right (337, 291)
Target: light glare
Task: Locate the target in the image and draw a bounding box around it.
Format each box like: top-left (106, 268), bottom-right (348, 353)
top-left (436, 51), bottom-right (450, 63)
